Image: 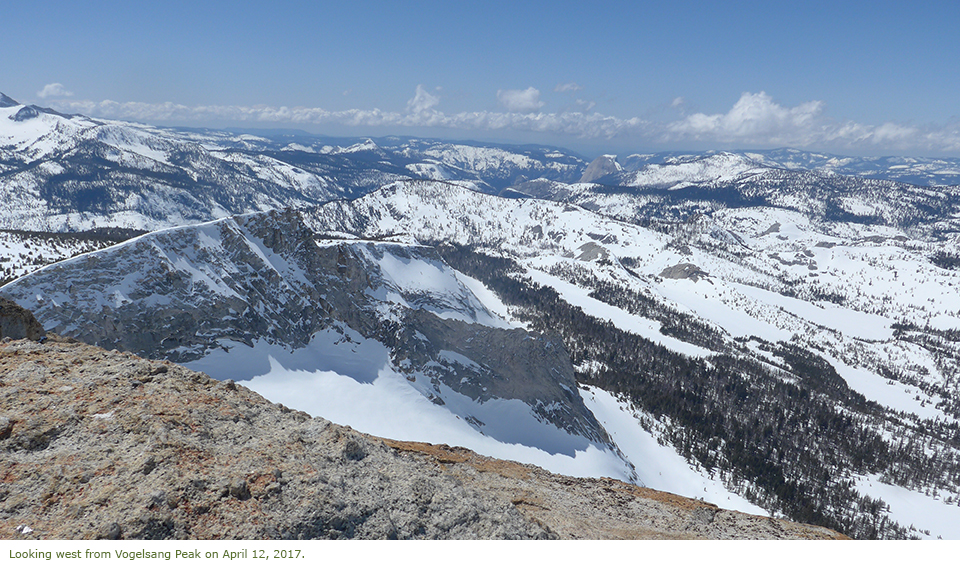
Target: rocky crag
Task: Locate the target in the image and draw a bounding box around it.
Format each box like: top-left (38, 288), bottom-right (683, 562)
top-left (0, 296), bottom-right (44, 341)
top-left (0, 334), bottom-right (846, 539)
top-left (2, 209), bottom-right (619, 464)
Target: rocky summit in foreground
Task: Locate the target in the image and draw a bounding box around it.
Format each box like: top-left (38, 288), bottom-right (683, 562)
top-left (0, 335), bottom-right (846, 539)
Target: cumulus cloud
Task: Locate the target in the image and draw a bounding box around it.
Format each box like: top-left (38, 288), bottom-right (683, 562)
top-left (49, 91), bottom-right (960, 155)
top-left (666, 91), bottom-right (825, 144)
top-left (496, 87), bottom-right (544, 113)
top-left (661, 92), bottom-right (960, 154)
top-left (554, 82), bottom-right (583, 93)
top-left (37, 83), bottom-right (73, 98)
top-left (406, 85), bottom-right (440, 114)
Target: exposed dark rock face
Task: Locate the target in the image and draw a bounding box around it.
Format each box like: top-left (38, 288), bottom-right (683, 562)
top-left (0, 93), bottom-right (20, 108)
top-left (0, 209), bottom-right (616, 457)
top-left (0, 296), bottom-right (44, 341)
top-left (393, 309), bottom-right (611, 448)
top-left (11, 106), bottom-right (40, 122)
top-left (579, 155), bottom-right (621, 183)
top-left (658, 262), bottom-right (709, 282)
top-left (0, 337), bottom-right (847, 540)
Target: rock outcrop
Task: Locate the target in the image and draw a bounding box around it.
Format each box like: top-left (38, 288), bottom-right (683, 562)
top-left (0, 296), bottom-right (44, 341)
top-left (658, 262), bottom-right (709, 282)
top-left (0, 336), bottom-right (847, 540)
top-left (579, 155), bottom-right (621, 184)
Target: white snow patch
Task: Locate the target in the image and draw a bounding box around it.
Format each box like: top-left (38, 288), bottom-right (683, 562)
top-left (823, 355), bottom-right (948, 422)
top-left (454, 270), bottom-right (523, 328)
top-left (855, 474), bottom-right (960, 540)
top-left (187, 330), bottom-right (634, 480)
top-left (526, 266), bottom-right (715, 358)
top-left (228, 353), bottom-right (635, 481)
top-left (581, 385), bottom-right (767, 516)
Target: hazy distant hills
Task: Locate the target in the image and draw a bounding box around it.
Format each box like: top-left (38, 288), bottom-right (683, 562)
top-left (610, 148), bottom-right (960, 187)
top-left (7, 90), bottom-right (960, 235)
top-left (0, 93), bottom-right (584, 233)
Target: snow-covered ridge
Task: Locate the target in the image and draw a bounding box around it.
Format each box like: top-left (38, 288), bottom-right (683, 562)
top-left (0, 99), bottom-right (589, 232)
top-left (317, 180), bottom-right (956, 339)
top-left (421, 142), bottom-right (582, 178)
top-left (0, 103), bottom-right (342, 232)
top-left (620, 152), bottom-right (768, 188)
top-left (0, 228), bottom-right (139, 285)
top-left (621, 148), bottom-right (960, 187)
top-left (0, 102), bottom-right (97, 162)
top-left (1, 208), bottom-right (636, 483)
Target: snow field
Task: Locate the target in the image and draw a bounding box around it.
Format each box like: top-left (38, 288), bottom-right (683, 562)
top-left (191, 333), bottom-right (635, 482)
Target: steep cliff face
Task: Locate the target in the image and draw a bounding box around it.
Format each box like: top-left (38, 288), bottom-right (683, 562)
top-left (2, 209), bottom-right (502, 361)
top-left (0, 336), bottom-right (847, 540)
top-left (0, 212), bottom-right (624, 474)
top-left (579, 154), bottom-right (622, 183)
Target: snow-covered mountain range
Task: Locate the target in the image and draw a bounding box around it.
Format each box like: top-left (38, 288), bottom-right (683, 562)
top-left (3, 93), bottom-right (960, 539)
top-left (517, 152), bottom-right (960, 238)
top-left (615, 148), bottom-right (960, 187)
top-left (312, 180), bottom-right (960, 539)
top-left (0, 93), bottom-right (582, 234)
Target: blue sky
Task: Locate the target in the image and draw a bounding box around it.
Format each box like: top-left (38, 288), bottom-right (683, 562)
top-left (8, 1), bottom-right (960, 157)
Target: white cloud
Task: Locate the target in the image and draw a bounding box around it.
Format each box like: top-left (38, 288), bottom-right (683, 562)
top-left (576, 99), bottom-right (596, 112)
top-left (37, 83), bottom-right (73, 98)
top-left (496, 87), bottom-right (544, 113)
top-left (56, 97), bottom-right (641, 140)
top-left (661, 92), bottom-right (960, 153)
top-left (871, 122), bottom-right (920, 143)
top-left (406, 84), bottom-right (440, 114)
top-left (671, 97), bottom-right (685, 108)
top-left (50, 91), bottom-right (960, 156)
top-left (666, 92), bottom-right (825, 144)
top-left (554, 82), bottom-right (583, 93)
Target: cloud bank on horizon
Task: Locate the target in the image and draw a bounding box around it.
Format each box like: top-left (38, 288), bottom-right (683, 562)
top-left (35, 84), bottom-right (960, 157)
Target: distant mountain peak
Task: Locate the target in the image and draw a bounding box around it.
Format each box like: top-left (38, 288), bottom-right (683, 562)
top-left (337, 138), bottom-right (382, 154)
top-left (11, 105), bottom-right (41, 122)
top-left (7, 103), bottom-right (74, 122)
top-left (580, 154), bottom-right (622, 183)
top-left (0, 93), bottom-right (19, 108)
